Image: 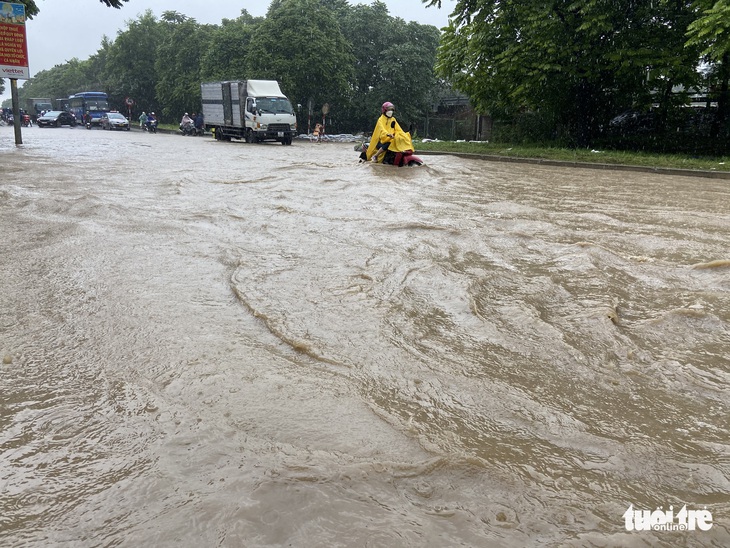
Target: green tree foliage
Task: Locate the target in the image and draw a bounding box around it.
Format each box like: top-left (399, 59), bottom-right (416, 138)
top-left (245, 0), bottom-right (356, 130)
top-left (99, 0), bottom-right (129, 8)
top-left (154, 12), bottom-right (215, 120)
top-left (200, 11), bottom-right (263, 82)
top-left (101, 10), bottom-right (163, 115)
top-left (376, 22), bottom-right (440, 125)
top-left (686, 0), bottom-right (730, 137)
top-left (687, 0), bottom-right (730, 60)
top-left (336, 1), bottom-right (441, 131)
top-left (429, 0), bottom-right (702, 146)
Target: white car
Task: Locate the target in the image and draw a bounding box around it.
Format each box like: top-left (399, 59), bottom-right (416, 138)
top-left (101, 112), bottom-right (130, 131)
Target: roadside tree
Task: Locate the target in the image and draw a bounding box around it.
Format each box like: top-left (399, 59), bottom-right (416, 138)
top-left (686, 0), bottom-right (730, 138)
top-left (155, 12), bottom-right (215, 121)
top-left (102, 10), bottom-right (162, 118)
top-left (244, 0), bottom-right (356, 133)
top-left (200, 11), bottom-right (263, 82)
top-left (428, 0), bottom-right (702, 146)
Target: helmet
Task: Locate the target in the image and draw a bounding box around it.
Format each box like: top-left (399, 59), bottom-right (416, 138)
top-left (381, 101), bottom-right (395, 114)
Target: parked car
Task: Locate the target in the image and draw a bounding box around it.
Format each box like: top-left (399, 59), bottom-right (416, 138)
top-left (101, 112), bottom-right (130, 131)
top-left (37, 111), bottom-right (77, 128)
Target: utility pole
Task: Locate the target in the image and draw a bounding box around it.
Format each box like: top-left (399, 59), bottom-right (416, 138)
top-left (11, 78), bottom-right (22, 145)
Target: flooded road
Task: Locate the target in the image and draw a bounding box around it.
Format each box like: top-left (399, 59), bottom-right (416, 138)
top-left (1, 125), bottom-right (728, 547)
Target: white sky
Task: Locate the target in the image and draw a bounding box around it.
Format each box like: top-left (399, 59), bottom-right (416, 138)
top-left (2, 0), bottom-right (455, 103)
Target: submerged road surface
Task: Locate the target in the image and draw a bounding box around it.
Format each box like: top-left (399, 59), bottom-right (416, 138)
top-left (1, 126), bottom-right (728, 547)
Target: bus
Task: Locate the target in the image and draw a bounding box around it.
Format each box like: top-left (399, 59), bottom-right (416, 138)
top-left (67, 91), bottom-right (109, 126)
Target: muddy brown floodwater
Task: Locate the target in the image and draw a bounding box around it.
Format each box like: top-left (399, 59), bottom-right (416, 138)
top-left (1, 125), bottom-right (728, 547)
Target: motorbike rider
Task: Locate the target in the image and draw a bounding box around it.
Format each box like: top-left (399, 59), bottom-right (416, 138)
top-left (180, 112), bottom-right (194, 134)
top-left (84, 111), bottom-right (92, 127)
top-left (194, 112), bottom-right (204, 134)
top-left (146, 112), bottom-right (157, 130)
top-left (139, 111), bottom-right (148, 128)
top-left (365, 101), bottom-right (403, 162)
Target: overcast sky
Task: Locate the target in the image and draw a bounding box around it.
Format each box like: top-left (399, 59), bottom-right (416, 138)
top-left (2, 0), bottom-right (456, 103)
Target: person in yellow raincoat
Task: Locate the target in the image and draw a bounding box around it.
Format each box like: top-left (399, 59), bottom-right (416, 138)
top-left (365, 101), bottom-right (415, 163)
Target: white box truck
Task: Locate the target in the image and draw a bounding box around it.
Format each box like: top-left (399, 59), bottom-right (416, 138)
top-left (201, 80), bottom-right (297, 145)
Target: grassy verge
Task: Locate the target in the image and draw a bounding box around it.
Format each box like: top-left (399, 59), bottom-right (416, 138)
top-left (415, 140), bottom-right (730, 172)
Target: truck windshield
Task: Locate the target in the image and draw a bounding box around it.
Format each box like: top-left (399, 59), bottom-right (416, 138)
top-left (256, 97), bottom-right (294, 115)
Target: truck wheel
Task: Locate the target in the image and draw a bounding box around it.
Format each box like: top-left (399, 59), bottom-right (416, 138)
top-left (245, 129), bottom-right (255, 144)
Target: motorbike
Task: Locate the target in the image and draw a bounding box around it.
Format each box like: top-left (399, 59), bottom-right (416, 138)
top-left (180, 121), bottom-right (196, 136)
top-left (21, 114), bottom-right (31, 127)
top-left (145, 119), bottom-right (158, 133)
top-left (357, 121), bottom-right (423, 167)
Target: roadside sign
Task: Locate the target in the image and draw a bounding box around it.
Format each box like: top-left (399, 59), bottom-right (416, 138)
top-left (0, 2), bottom-right (30, 79)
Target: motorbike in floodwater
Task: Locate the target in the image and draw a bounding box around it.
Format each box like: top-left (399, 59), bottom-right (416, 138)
top-left (357, 126), bottom-right (423, 167)
top-left (180, 121), bottom-right (196, 136)
top-left (358, 119), bottom-right (423, 167)
top-left (21, 114), bottom-right (31, 127)
top-left (357, 142), bottom-right (424, 167)
top-left (145, 119), bottom-right (158, 133)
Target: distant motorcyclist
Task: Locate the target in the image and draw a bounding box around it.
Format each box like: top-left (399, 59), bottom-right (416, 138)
top-left (194, 112), bottom-right (204, 134)
top-left (139, 111), bottom-right (148, 128)
top-left (146, 112), bottom-right (157, 132)
top-left (365, 101), bottom-right (403, 162)
top-left (180, 112), bottom-right (195, 136)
